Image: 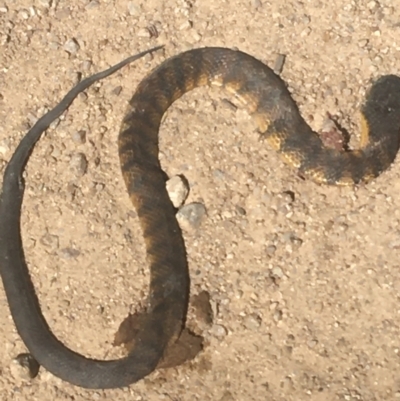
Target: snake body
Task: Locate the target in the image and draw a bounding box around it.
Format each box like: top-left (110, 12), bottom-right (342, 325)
top-left (1, 47), bottom-right (400, 389)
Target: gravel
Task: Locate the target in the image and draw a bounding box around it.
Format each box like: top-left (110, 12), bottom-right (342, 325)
top-left (1, 0), bottom-right (400, 400)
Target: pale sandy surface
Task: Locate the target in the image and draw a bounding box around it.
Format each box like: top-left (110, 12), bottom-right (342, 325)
top-left (1, 1), bottom-right (400, 400)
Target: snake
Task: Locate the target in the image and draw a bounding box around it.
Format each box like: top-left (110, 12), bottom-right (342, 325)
top-left (1, 45), bottom-right (400, 390)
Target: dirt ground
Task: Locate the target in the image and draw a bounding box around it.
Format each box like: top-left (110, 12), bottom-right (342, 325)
top-left (1, 0), bottom-right (400, 400)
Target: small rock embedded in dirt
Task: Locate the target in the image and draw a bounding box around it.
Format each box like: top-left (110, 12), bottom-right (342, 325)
top-left (26, 112), bottom-right (39, 127)
top-left (235, 205), bottom-right (246, 216)
top-left (282, 190), bottom-right (295, 203)
top-left (137, 28), bottom-right (152, 38)
top-left (37, 0), bottom-right (51, 8)
top-left (86, 0), bottom-right (100, 9)
top-left (38, 0), bottom-right (52, 8)
top-left (243, 314), bottom-right (262, 330)
top-left (290, 236), bottom-right (303, 248)
top-left (281, 232), bottom-right (303, 249)
top-left (64, 38), bottom-right (80, 54)
top-left (0, 141), bottom-right (9, 155)
top-left (210, 324), bottom-right (228, 338)
top-left (81, 60), bottom-right (92, 71)
top-left (71, 130), bottom-right (86, 144)
top-left (10, 353), bottom-right (40, 380)
top-left (69, 152), bottom-right (88, 176)
top-left (271, 266), bottom-right (284, 279)
top-left (40, 232), bottom-right (59, 250)
top-left (59, 247), bottom-right (81, 259)
top-left (266, 244), bottom-right (277, 256)
top-left (166, 175), bottom-right (189, 208)
top-left (77, 92), bottom-right (88, 102)
top-left (127, 1), bottom-right (141, 16)
top-left (176, 202), bottom-right (207, 231)
top-left (111, 85), bottom-right (123, 96)
top-left (18, 9), bottom-right (30, 19)
top-left (273, 309), bottom-right (283, 322)
top-left (273, 53), bottom-right (286, 74)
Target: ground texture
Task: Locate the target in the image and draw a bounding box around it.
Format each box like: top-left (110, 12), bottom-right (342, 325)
top-left (1, 0), bottom-right (400, 400)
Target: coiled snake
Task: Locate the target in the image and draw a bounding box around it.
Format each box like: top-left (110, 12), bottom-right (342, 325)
top-left (1, 45), bottom-right (400, 389)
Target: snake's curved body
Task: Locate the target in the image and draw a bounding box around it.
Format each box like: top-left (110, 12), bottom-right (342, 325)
top-left (1, 47), bottom-right (400, 389)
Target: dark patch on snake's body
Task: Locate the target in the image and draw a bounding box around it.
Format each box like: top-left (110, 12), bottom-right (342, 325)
top-left (1, 46), bottom-right (400, 390)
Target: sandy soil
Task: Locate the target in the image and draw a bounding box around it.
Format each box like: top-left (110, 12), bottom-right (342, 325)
top-left (1, 0), bottom-right (400, 400)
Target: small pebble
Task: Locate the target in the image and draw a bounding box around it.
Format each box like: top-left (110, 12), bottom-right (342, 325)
top-left (59, 247), bottom-right (81, 259)
top-left (213, 168), bottom-right (227, 180)
top-left (271, 266), bottom-right (284, 279)
top-left (66, 182), bottom-right (77, 201)
top-left (281, 376), bottom-right (294, 391)
top-left (179, 20), bottom-right (192, 30)
top-left (40, 233), bottom-right (59, 250)
top-left (210, 324), bottom-right (228, 338)
top-left (176, 202), bottom-right (207, 231)
top-left (86, 0), bottom-right (100, 9)
top-left (282, 190), bottom-right (295, 203)
top-left (69, 152), bottom-right (88, 176)
top-left (95, 183), bottom-right (105, 192)
top-left (127, 1), bottom-right (141, 16)
top-left (37, 0), bottom-right (51, 7)
top-left (64, 38), bottom-right (80, 54)
top-left (243, 314), bottom-right (261, 330)
top-left (18, 9), bottom-right (30, 19)
top-left (273, 54), bottom-right (286, 75)
top-left (10, 354), bottom-right (40, 380)
top-left (72, 130), bottom-right (86, 144)
top-left (48, 41), bottom-right (60, 50)
top-left (137, 28), bottom-right (151, 38)
top-left (266, 245), bottom-right (277, 256)
top-left (81, 60), bottom-right (93, 71)
top-left (49, 117), bottom-right (61, 130)
top-left (77, 92), bottom-right (88, 102)
top-left (251, 0), bottom-right (262, 9)
top-left (273, 309), bottom-right (283, 322)
top-left (340, 87), bottom-right (352, 98)
top-left (235, 205), bottom-right (246, 216)
top-left (111, 85), bottom-right (123, 96)
top-left (50, 146), bottom-right (62, 158)
top-left (290, 236), bottom-right (303, 248)
top-left (55, 7), bottom-right (72, 19)
top-left (0, 34), bottom-right (8, 45)
top-left (0, 142), bottom-right (9, 155)
top-left (166, 175), bottom-right (189, 208)
top-left (191, 30), bottom-right (202, 42)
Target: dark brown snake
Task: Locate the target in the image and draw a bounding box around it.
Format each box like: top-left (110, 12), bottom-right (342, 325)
top-left (1, 45), bottom-right (400, 389)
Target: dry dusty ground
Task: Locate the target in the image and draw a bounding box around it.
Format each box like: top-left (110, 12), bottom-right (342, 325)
top-left (1, 0), bottom-right (400, 400)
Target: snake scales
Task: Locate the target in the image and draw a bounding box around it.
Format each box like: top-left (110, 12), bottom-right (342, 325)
top-left (1, 46), bottom-right (400, 389)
